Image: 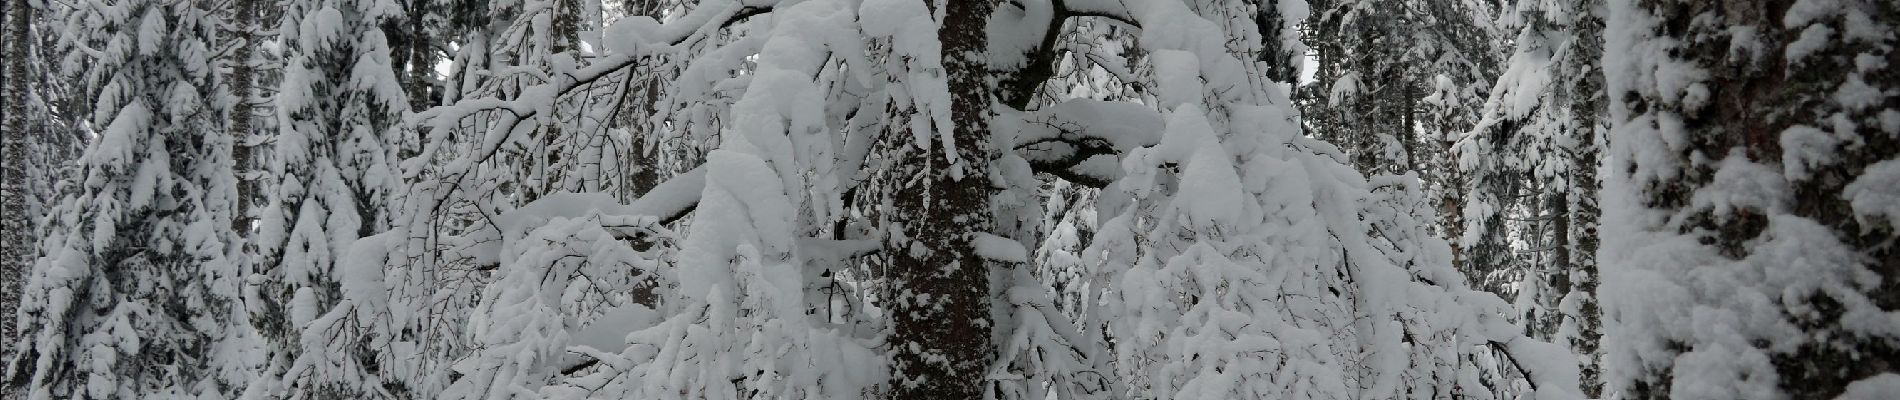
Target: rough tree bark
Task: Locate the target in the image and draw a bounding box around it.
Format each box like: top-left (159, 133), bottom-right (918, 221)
top-left (229, 0), bottom-right (260, 238)
top-left (884, 0), bottom-right (999, 398)
top-left (1, 0), bottom-right (35, 364)
top-left (1566, 5), bottom-right (1605, 395)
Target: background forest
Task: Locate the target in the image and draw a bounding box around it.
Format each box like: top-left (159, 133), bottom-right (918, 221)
top-left (1, 0), bottom-right (1896, 399)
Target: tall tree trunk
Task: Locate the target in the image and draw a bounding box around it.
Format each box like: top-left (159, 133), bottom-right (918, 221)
top-left (620, 0), bottom-right (667, 308)
top-left (885, 1), bottom-right (998, 398)
top-left (0, 0), bottom-right (34, 365)
top-left (229, 0), bottom-right (259, 238)
top-left (1566, 4), bottom-right (1605, 395)
top-left (1569, 128), bottom-right (1603, 398)
top-left (399, 3), bottom-right (436, 113)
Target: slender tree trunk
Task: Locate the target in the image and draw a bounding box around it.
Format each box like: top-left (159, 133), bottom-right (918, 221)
top-left (885, 1), bottom-right (998, 397)
top-left (1401, 72), bottom-right (1417, 174)
top-left (621, 0), bottom-right (667, 308)
top-left (1569, 131), bottom-right (1602, 398)
top-left (230, 0), bottom-right (259, 238)
top-left (1547, 187), bottom-right (1572, 339)
top-left (399, 4), bottom-right (436, 112)
top-left (1442, 136), bottom-right (1466, 270)
top-left (1567, 5), bottom-right (1604, 394)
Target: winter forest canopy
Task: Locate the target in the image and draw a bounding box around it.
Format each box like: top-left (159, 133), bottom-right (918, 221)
top-left (0, 0), bottom-right (1897, 398)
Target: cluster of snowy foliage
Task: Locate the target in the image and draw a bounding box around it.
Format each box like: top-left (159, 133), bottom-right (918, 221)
top-left (1602, 0), bottom-right (1899, 399)
top-left (246, 0), bottom-right (409, 397)
top-left (1293, 1), bottom-right (1616, 396)
top-left (8, 1), bottom-right (263, 398)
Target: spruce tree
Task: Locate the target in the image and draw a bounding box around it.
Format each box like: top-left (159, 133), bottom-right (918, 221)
top-left (6, 1), bottom-right (262, 397)
top-left (244, 0), bottom-right (409, 397)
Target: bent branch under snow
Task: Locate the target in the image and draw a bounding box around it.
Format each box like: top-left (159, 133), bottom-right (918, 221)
top-left (468, 166), bottom-right (705, 271)
top-left (1007, 99), bottom-right (1163, 187)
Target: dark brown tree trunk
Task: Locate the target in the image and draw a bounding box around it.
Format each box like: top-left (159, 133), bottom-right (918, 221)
top-left (885, 1), bottom-right (998, 398)
top-left (0, 0), bottom-right (33, 365)
top-left (229, 0), bottom-right (260, 238)
top-left (1547, 186), bottom-right (1572, 339)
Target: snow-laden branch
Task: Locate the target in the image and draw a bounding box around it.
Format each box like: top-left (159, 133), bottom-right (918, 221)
top-left (1480, 314), bottom-right (1587, 400)
top-left (1059, 0), bottom-right (1141, 27)
top-left (498, 165), bottom-right (707, 232)
top-left (404, 0), bottom-right (776, 206)
top-left (465, 165), bottom-right (705, 271)
top-left (993, 0), bottom-right (1143, 109)
top-left (1005, 99), bottom-right (1163, 187)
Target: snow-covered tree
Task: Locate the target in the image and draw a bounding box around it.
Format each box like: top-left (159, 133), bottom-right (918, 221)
top-left (1071, 5), bottom-right (1578, 399)
top-left (1460, 0), bottom-right (1607, 393)
top-left (5, 0), bottom-right (264, 398)
top-left (286, 0), bottom-right (1592, 399)
top-left (242, 0), bottom-right (410, 398)
top-left (1601, 0), bottom-right (1900, 398)
top-left (3, 0), bottom-right (87, 368)
top-left (1298, 0), bottom-right (1507, 282)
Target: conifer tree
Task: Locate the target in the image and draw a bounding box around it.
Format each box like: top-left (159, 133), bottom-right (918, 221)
top-left (1464, 0), bottom-right (1607, 393)
top-left (6, 1), bottom-right (263, 397)
top-left (245, 0), bottom-right (409, 397)
top-left (2, 0), bottom-right (86, 377)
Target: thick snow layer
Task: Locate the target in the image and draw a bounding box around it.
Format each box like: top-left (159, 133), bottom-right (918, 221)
top-left (1013, 99), bottom-right (1165, 150)
top-left (499, 167), bottom-right (707, 235)
top-left (1780, 125), bottom-right (1842, 180)
top-left (1175, 143), bottom-right (1245, 228)
top-left (1838, 374), bottom-right (1900, 400)
top-left (568, 305), bottom-right (660, 352)
top-left (1786, 24), bottom-right (1835, 63)
top-left (1844, 159), bottom-right (1900, 227)
top-left (602, 16), bottom-right (660, 55)
top-left (974, 232), bottom-right (1029, 263)
top-left (1693, 153), bottom-right (1788, 217)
